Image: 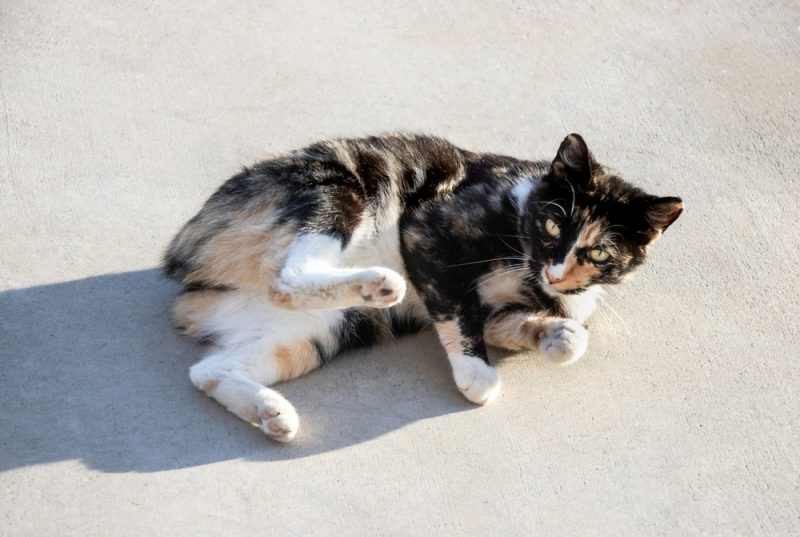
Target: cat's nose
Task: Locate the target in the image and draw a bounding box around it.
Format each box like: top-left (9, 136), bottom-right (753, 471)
top-left (546, 261), bottom-right (566, 284)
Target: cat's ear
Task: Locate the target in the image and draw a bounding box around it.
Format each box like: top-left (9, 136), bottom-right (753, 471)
top-left (549, 133), bottom-right (597, 184)
top-left (641, 196), bottom-right (684, 242)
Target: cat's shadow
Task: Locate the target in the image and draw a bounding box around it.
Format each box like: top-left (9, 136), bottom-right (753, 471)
top-left (0, 269), bottom-right (477, 473)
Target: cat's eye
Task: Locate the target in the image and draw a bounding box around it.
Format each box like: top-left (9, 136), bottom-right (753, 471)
top-left (544, 218), bottom-right (560, 238)
top-left (588, 247), bottom-right (610, 262)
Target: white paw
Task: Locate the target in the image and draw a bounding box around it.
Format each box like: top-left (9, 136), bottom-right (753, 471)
top-left (451, 355), bottom-right (501, 405)
top-left (538, 318), bottom-right (589, 365)
top-left (256, 391), bottom-right (299, 442)
top-left (358, 268), bottom-right (407, 308)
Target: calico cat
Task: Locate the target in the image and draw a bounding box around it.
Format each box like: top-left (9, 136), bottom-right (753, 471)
top-left (163, 133), bottom-right (682, 442)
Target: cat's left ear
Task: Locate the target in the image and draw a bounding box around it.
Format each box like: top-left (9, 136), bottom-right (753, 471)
top-left (549, 133), bottom-right (598, 185)
top-left (641, 196), bottom-right (684, 242)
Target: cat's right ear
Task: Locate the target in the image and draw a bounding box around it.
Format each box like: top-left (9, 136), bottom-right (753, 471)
top-left (549, 133), bottom-right (596, 184)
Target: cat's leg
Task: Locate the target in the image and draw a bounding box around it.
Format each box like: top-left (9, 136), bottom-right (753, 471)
top-left (424, 292), bottom-right (501, 405)
top-left (483, 305), bottom-right (588, 364)
top-left (181, 289), bottom-right (348, 442)
top-left (189, 341), bottom-right (309, 442)
top-left (188, 315), bottom-right (343, 441)
top-left (435, 318), bottom-right (501, 405)
top-left (270, 233), bottom-right (406, 311)
top-left (185, 293), bottom-right (393, 441)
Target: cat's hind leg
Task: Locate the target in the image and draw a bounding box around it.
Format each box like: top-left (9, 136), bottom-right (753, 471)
top-left (176, 289), bottom-right (334, 441)
top-left (188, 320), bottom-right (338, 441)
top-left (189, 340), bottom-right (313, 442)
top-left (183, 289), bottom-right (375, 442)
top-left (270, 233), bottom-right (406, 311)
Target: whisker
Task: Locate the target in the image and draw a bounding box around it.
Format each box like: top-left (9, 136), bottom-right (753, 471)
top-left (444, 256), bottom-right (525, 268)
top-left (601, 241), bottom-right (622, 257)
top-left (496, 234), bottom-right (531, 241)
top-left (559, 178), bottom-right (576, 216)
top-left (468, 263), bottom-right (531, 292)
top-left (485, 265), bottom-right (530, 279)
top-left (475, 263), bottom-right (528, 280)
top-left (600, 298), bottom-right (631, 337)
top-left (496, 236), bottom-right (527, 258)
top-left (533, 200), bottom-right (567, 217)
top-left (597, 307), bottom-right (614, 332)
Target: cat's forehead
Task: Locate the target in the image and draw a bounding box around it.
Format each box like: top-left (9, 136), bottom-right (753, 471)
top-left (573, 186), bottom-right (636, 227)
top-left (570, 206), bottom-right (608, 229)
top-left (576, 218), bottom-right (605, 244)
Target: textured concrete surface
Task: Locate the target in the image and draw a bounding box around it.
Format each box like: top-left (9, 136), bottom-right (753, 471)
top-left (1, 1), bottom-right (798, 535)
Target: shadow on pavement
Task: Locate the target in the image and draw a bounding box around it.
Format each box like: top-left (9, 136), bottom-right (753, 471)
top-left (0, 269), bottom-right (470, 473)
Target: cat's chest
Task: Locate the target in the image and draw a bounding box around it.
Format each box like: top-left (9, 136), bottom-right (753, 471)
top-left (476, 270), bottom-right (529, 309)
top-left (555, 287), bottom-right (602, 324)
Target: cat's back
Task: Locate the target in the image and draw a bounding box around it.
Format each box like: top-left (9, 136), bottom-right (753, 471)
top-left (163, 133), bottom-right (469, 289)
top-left (258, 133), bottom-right (466, 201)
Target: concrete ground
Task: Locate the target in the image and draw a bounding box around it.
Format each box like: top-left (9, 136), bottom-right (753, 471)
top-left (1, 1), bottom-right (798, 535)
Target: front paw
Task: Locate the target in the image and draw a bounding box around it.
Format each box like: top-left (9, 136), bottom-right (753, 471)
top-left (538, 318), bottom-right (588, 365)
top-left (451, 355), bottom-right (501, 405)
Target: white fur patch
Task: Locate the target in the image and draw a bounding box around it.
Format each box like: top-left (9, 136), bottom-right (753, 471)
top-left (547, 261), bottom-right (567, 280)
top-left (187, 293), bottom-right (345, 442)
top-left (435, 320), bottom-right (502, 405)
top-left (276, 232), bottom-right (407, 310)
top-left (281, 233), bottom-right (342, 275)
top-left (477, 270), bottom-right (523, 307)
top-left (558, 286), bottom-right (603, 324)
top-left (510, 178), bottom-right (534, 215)
top-left (450, 354), bottom-right (501, 405)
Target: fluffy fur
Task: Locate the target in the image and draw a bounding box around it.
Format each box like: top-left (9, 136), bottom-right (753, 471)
top-left (163, 133), bottom-right (682, 441)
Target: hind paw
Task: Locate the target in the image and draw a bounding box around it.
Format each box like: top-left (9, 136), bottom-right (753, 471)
top-left (257, 395), bottom-right (299, 442)
top-left (358, 268), bottom-right (406, 307)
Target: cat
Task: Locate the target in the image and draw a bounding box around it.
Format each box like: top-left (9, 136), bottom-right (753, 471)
top-left (163, 133), bottom-right (683, 442)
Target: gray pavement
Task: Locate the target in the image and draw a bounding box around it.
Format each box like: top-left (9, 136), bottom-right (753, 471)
top-left (1, 1), bottom-right (799, 535)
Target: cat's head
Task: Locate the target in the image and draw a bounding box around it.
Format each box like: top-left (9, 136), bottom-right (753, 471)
top-left (526, 133), bottom-right (683, 296)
